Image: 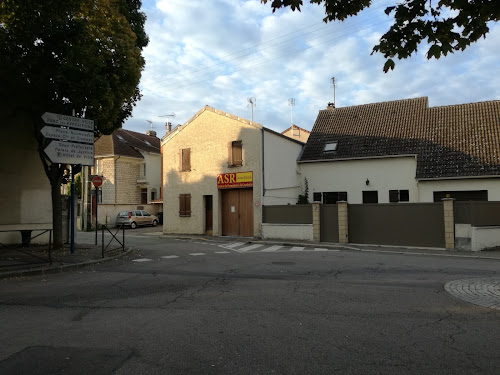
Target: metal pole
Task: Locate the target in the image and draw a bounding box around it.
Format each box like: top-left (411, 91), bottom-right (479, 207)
top-left (95, 186), bottom-right (98, 245)
top-left (71, 166), bottom-right (75, 254)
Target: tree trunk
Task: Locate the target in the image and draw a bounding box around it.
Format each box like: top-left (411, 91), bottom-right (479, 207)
top-left (50, 169), bottom-right (64, 249)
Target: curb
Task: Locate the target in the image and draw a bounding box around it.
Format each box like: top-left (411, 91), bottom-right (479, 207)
top-left (0, 247), bottom-right (135, 279)
top-left (162, 235), bottom-right (500, 260)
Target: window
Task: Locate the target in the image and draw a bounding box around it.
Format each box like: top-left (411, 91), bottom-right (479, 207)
top-left (230, 140), bottom-right (243, 166)
top-left (313, 192), bottom-right (322, 202)
top-left (94, 159), bottom-right (102, 175)
top-left (141, 188), bottom-right (148, 204)
top-left (141, 211), bottom-right (151, 216)
top-left (151, 188), bottom-right (157, 201)
top-left (389, 189), bottom-right (410, 203)
top-left (180, 148), bottom-right (191, 171)
top-left (179, 194), bottom-right (191, 217)
top-left (142, 163), bottom-right (146, 177)
top-left (323, 142), bottom-right (338, 152)
top-left (323, 192), bottom-right (347, 204)
top-left (433, 190), bottom-right (488, 202)
top-left (362, 191), bottom-right (378, 203)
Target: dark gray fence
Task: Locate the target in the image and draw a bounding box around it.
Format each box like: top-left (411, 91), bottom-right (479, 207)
top-left (262, 205), bottom-right (312, 224)
top-left (455, 201), bottom-right (500, 226)
top-left (348, 203), bottom-right (445, 247)
top-left (320, 205), bottom-right (339, 242)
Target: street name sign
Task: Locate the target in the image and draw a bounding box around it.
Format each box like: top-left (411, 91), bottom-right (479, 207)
top-left (41, 126), bottom-right (94, 144)
top-left (44, 141), bottom-right (94, 166)
top-left (42, 112), bottom-right (94, 132)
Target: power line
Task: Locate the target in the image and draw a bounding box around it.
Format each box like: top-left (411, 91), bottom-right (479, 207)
top-left (150, 18), bottom-right (393, 93)
top-left (150, 0), bottom-right (393, 87)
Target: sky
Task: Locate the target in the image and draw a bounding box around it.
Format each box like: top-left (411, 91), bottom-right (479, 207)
top-left (122, 0), bottom-right (500, 137)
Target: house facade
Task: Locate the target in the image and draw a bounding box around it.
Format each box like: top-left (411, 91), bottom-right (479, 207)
top-left (281, 124), bottom-right (311, 143)
top-left (93, 128), bottom-right (161, 226)
top-left (0, 105), bottom-right (52, 244)
top-left (298, 97), bottom-right (500, 203)
top-left (161, 106), bottom-right (303, 237)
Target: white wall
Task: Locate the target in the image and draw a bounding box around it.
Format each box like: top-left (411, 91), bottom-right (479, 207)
top-left (140, 151), bottom-right (161, 202)
top-left (261, 224), bottom-right (313, 241)
top-left (418, 179), bottom-right (500, 202)
top-left (263, 130), bottom-right (303, 205)
top-left (299, 156), bottom-right (419, 203)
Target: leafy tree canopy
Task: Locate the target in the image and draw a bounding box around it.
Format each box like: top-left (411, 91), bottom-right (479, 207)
top-left (261, 0), bottom-right (500, 72)
top-left (0, 0), bottom-right (148, 134)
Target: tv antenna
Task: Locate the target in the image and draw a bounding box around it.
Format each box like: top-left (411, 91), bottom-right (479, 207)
top-left (331, 77), bottom-right (336, 107)
top-left (146, 120), bottom-right (154, 131)
top-left (288, 98), bottom-right (295, 125)
top-left (247, 97), bottom-right (256, 122)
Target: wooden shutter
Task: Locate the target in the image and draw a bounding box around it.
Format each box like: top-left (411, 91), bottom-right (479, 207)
top-left (181, 148), bottom-right (191, 171)
top-left (179, 194), bottom-right (191, 216)
top-left (232, 141), bottom-right (242, 166)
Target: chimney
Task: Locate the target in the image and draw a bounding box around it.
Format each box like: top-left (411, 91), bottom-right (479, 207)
top-left (327, 102), bottom-right (335, 110)
top-left (165, 121), bottom-right (172, 134)
top-left (146, 130), bottom-right (157, 137)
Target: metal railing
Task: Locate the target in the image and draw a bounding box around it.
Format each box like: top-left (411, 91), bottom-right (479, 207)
top-left (101, 224), bottom-right (125, 258)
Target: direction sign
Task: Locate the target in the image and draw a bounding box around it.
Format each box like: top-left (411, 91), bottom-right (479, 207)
top-left (92, 175), bottom-right (103, 187)
top-left (42, 112), bottom-right (94, 132)
top-left (41, 126), bottom-right (94, 144)
top-left (44, 141), bottom-right (94, 166)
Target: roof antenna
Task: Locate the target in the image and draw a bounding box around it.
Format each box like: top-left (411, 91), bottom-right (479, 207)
top-left (247, 97), bottom-right (256, 122)
top-left (331, 77), bottom-right (336, 108)
top-left (146, 120), bottom-right (154, 130)
top-left (288, 98), bottom-right (295, 126)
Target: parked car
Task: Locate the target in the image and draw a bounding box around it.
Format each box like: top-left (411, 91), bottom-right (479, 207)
top-left (116, 210), bottom-right (159, 229)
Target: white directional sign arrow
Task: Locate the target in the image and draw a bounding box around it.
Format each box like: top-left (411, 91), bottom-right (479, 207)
top-left (41, 126), bottom-right (94, 144)
top-left (44, 141), bottom-right (94, 166)
top-left (41, 112), bottom-right (94, 132)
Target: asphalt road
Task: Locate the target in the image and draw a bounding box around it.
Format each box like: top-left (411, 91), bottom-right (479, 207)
top-left (0, 230), bottom-right (499, 374)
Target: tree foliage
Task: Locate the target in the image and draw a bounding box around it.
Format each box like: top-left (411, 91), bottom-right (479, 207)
top-left (261, 0), bottom-right (500, 71)
top-left (0, 0), bottom-right (148, 247)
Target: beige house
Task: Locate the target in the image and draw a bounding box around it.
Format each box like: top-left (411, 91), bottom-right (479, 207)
top-left (93, 128), bottom-right (161, 226)
top-left (161, 106), bottom-right (304, 237)
top-left (281, 124), bottom-right (310, 143)
top-left (0, 105), bottom-right (52, 244)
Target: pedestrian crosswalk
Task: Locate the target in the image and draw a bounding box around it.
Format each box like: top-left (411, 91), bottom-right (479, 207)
top-left (132, 240), bottom-right (341, 262)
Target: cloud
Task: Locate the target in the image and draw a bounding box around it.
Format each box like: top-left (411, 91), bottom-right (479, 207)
top-left (124, 1), bottom-right (500, 136)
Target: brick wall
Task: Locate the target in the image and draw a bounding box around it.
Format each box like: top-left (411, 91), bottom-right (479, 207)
top-left (115, 159), bottom-right (141, 204)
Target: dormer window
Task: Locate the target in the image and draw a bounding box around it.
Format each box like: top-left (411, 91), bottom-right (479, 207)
top-left (324, 141), bottom-right (338, 152)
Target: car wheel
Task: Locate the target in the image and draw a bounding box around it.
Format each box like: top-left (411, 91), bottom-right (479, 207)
top-left (130, 222), bottom-right (137, 229)
top-left (152, 220), bottom-right (158, 227)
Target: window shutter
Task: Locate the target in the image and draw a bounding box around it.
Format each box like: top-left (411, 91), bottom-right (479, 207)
top-left (232, 141), bottom-right (242, 166)
top-left (399, 190), bottom-right (409, 202)
top-left (183, 148), bottom-right (191, 171)
top-left (179, 194), bottom-right (191, 216)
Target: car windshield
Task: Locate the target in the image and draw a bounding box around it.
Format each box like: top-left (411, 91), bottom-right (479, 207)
top-left (142, 211), bottom-right (151, 216)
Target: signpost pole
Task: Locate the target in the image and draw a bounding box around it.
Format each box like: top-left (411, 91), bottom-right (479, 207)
top-left (71, 167), bottom-right (76, 254)
top-left (95, 186), bottom-right (99, 245)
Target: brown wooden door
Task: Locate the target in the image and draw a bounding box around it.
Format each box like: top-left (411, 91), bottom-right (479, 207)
top-left (238, 188), bottom-right (253, 236)
top-left (221, 188), bottom-right (253, 236)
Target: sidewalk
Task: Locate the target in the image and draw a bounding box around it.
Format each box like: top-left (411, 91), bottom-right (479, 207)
top-left (0, 242), bottom-right (132, 279)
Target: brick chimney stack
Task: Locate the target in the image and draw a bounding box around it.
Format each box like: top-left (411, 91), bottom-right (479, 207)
top-left (146, 130), bottom-right (157, 137)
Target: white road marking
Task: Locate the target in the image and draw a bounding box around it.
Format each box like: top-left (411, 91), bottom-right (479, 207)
top-left (133, 258), bottom-right (152, 262)
top-left (237, 244), bottom-right (265, 252)
top-left (314, 248), bottom-right (339, 252)
top-left (289, 247), bottom-right (305, 252)
top-left (223, 242), bottom-right (246, 249)
top-left (189, 253), bottom-right (206, 256)
top-left (215, 251), bottom-right (231, 254)
top-left (261, 245), bottom-right (284, 252)
top-left (161, 255), bottom-right (179, 259)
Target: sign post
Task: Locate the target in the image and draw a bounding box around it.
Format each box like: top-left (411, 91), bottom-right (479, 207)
top-left (41, 112), bottom-right (95, 252)
top-left (92, 176), bottom-right (103, 245)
